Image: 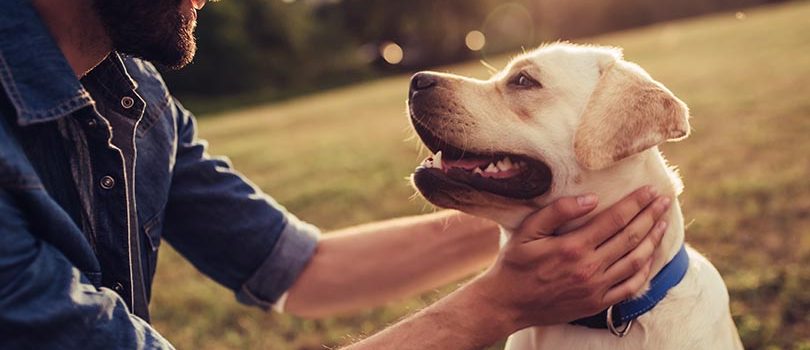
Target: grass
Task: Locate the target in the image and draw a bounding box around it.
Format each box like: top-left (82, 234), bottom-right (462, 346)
top-left (150, 2), bottom-right (810, 349)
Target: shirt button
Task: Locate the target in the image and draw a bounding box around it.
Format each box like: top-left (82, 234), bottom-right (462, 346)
top-left (121, 96), bottom-right (135, 109)
top-left (99, 176), bottom-right (116, 190)
top-left (113, 282), bottom-right (124, 293)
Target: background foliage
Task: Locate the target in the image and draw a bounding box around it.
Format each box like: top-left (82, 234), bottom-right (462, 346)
top-left (151, 2), bottom-right (810, 349)
top-left (161, 0), bottom-right (785, 112)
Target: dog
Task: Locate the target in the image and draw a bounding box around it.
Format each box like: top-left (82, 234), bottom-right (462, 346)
top-left (407, 43), bottom-right (743, 349)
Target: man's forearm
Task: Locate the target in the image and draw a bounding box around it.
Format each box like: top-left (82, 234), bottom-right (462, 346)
top-left (285, 211), bottom-right (499, 318)
top-left (343, 280), bottom-right (516, 350)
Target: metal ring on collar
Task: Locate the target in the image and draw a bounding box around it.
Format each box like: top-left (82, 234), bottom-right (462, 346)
top-left (606, 305), bottom-right (633, 337)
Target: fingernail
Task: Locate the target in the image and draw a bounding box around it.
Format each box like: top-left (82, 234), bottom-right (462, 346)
top-left (577, 194), bottom-right (598, 207)
top-left (647, 186), bottom-right (658, 198)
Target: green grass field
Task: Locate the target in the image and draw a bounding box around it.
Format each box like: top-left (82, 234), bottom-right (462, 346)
top-left (150, 2), bottom-right (810, 349)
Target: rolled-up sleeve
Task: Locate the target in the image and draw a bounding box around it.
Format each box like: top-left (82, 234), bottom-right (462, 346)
top-left (236, 213), bottom-right (319, 310)
top-left (162, 99), bottom-right (319, 310)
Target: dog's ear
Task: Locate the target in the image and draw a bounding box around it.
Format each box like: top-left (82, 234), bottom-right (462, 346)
top-left (573, 57), bottom-right (690, 170)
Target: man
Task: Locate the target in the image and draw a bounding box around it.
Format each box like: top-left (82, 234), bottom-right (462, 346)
top-left (0, 0), bottom-right (671, 348)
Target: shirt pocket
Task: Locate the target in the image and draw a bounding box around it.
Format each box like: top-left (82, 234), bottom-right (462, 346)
top-left (141, 210), bottom-right (164, 297)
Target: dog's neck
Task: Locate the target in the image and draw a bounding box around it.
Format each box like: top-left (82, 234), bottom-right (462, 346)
top-left (572, 149), bottom-right (685, 282)
top-left (503, 148), bottom-right (685, 291)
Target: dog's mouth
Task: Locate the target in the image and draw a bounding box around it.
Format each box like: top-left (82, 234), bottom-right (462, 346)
top-left (412, 126), bottom-right (552, 200)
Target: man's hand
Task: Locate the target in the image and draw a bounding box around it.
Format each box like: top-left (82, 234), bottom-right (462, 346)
top-left (471, 186), bottom-right (671, 332)
top-left (345, 186), bottom-right (670, 349)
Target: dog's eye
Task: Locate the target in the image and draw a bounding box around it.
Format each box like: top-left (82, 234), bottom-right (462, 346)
top-left (509, 72), bottom-right (541, 89)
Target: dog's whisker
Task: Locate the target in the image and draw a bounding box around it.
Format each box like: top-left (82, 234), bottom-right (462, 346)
top-left (480, 60), bottom-right (499, 75)
top-left (404, 130), bottom-right (418, 142)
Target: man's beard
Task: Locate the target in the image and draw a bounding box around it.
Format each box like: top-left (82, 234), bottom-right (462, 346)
top-left (93, 0), bottom-right (196, 70)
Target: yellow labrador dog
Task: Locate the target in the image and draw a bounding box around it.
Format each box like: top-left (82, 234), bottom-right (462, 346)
top-left (407, 43), bottom-right (743, 349)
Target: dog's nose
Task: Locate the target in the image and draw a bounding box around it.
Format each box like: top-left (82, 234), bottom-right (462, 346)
top-left (410, 73), bottom-right (438, 92)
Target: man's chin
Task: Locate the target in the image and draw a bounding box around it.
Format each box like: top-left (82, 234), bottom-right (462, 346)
top-left (119, 39), bottom-right (196, 70)
top-left (160, 46), bottom-right (196, 70)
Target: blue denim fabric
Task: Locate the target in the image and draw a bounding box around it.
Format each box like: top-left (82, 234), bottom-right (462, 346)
top-left (0, 0), bottom-right (320, 348)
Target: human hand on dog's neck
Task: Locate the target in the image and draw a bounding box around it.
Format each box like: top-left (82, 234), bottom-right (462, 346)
top-left (560, 151), bottom-right (685, 288)
top-left (501, 150), bottom-right (684, 295)
top-left (31, 0), bottom-right (113, 77)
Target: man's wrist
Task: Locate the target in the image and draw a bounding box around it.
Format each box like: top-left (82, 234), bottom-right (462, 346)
top-left (455, 276), bottom-right (523, 341)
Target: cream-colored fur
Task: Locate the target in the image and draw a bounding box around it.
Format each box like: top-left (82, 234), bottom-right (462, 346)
top-left (407, 43), bottom-right (743, 349)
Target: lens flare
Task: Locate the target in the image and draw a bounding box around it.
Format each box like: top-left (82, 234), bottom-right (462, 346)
top-left (482, 3), bottom-right (534, 52)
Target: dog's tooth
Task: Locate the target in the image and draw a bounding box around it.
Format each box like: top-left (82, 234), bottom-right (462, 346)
top-left (473, 167), bottom-right (483, 175)
top-left (503, 157), bottom-right (513, 168)
top-left (485, 163), bottom-right (498, 173)
top-left (496, 160), bottom-right (511, 171)
top-left (434, 151), bottom-right (442, 169)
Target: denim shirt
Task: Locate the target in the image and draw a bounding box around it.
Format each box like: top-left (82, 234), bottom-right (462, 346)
top-left (0, 1), bottom-right (319, 348)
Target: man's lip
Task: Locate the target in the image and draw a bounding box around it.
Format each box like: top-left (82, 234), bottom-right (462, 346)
top-left (191, 0), bottom-right (206, 10)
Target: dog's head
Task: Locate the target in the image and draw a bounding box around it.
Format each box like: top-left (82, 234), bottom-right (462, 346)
top-left (408, 43), bottom-right (690, 229)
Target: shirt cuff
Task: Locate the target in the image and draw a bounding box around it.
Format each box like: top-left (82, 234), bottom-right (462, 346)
top-left (236, 214), bottom-right (320, 312)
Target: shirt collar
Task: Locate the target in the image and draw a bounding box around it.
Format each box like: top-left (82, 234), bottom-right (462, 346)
top-left (0, 0), bottom-right (96, 126)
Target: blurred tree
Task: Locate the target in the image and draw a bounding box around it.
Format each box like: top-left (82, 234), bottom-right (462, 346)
top-left (162, 0), bottom-right (368, 97)
top-left (162, 1), bottom-right (260, 95)
top-left (316, 0), bottom-right (500, 68)
top-left (159, 0), bottom-right (790, 103)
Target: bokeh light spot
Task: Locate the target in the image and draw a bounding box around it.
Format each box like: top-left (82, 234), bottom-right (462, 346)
top-left (465, 31), bottom-right (486, 51)
top-left (735, 12), bottom-right (747, 20)
top-left (381, 42), bottom-right (404, 64)
top-left (482, 3), bottom-right (534, 54)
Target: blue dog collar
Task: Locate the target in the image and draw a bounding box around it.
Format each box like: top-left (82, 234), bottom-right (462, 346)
top-left (570, 244), bottom-right (690, 335)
